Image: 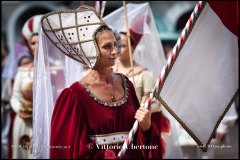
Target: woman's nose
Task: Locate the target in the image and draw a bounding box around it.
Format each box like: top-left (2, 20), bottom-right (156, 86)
top-left (111, 46), bottom-right (118, 55)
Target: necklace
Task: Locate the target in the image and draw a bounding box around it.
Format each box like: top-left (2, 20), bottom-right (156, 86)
top-left (80, 74), bottom-right (129, 107)
top-left (89, 69), bottom-right (116, 102)
top-left (110, 76), bottom-right (116, 102)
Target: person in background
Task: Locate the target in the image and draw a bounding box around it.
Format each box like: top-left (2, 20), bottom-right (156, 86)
top-left (1, 37), bottom-right (32, 159)
top-left (10, 14), bottom-right (42, 159)
top-left (113, 31), bottom-right (170, 156)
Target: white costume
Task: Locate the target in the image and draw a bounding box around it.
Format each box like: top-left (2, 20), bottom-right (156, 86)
top-left (10, 14), bottom-right (42, 159)
top-left (10, 67), bottom-right (33, 159)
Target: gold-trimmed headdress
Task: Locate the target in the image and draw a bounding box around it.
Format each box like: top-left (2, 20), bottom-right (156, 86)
top-left (41, 5), bottom-right (107, 68)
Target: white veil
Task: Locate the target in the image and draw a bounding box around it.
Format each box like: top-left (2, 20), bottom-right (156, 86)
top-left (103, 2), bottom-right (166, 81)
top-left (32, 6), bottom-right (105, 158)
top-left (32, 26), bottom-right (87, 158)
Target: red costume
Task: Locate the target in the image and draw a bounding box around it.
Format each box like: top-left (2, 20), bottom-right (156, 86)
top-left (50, 74), bottom-right (164, 159)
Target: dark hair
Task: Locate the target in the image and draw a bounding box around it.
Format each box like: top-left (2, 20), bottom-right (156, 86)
top-left (95, 25), bottom-right (112, 39)
top-left (94, 25), bottom-right (113, 62)
top-left (119, 32), bottom-right (134, 47)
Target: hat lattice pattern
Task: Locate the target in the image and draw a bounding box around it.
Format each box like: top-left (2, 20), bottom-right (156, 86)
top-left (41, 6), bottom-right (106, 68)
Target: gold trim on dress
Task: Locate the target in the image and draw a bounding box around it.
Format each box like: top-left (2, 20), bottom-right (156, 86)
top-left (79, 73), bottom-right (129, 107)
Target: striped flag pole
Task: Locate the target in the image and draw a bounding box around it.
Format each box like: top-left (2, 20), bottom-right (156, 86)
top-left (117, 1), bottom-right (204, 158)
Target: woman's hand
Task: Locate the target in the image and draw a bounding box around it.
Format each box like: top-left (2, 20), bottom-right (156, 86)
top-left (19, 107), bottom-right (32, 119)
top-left (134, 107), bottom-right (151, 131)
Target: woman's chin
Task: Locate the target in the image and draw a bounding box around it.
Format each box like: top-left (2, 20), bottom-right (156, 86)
top-left (109, 59), bottom-right (116, 65)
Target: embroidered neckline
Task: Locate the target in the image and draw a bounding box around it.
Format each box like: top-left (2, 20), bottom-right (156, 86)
top-left (79, 73), bottom-right (129, 107)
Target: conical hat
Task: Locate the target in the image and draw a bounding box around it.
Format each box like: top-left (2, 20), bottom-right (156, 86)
top-left (41, 5), bottom-right (107, 68)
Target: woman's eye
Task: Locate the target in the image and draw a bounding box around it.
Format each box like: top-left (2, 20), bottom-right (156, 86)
top-left (103, 44), bottom-right (112, 50)
top-left (121, 44), bottom-right (126, 48)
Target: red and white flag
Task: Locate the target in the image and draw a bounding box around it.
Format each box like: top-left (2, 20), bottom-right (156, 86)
top-left (159, 1), bottom-right (238, 149)
top-left (94, 1), bottom-right (106, 18)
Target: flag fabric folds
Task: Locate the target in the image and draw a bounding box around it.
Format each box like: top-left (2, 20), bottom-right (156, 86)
top-left (159, 1), bottom-right (238, 150)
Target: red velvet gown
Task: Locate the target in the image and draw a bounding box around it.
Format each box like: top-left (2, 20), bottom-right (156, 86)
top-left (50, 74), bottom-right (164, 159)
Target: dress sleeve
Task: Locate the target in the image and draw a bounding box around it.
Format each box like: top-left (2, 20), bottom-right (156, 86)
top-left (10, 70), bottom-right (23, 114)
top-left (141, 70), bottom-right (160, 113)
top-left (128, 77), bottom-right (164, 159)
top-left (140, 70), bottom-right (153, 105)
top-left (50, 87), bottom-right (97, 159)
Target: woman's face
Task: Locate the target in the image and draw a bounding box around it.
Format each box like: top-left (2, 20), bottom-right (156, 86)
top-left (119, 34), bottom-right (130, 62)
top-left (96, 30), bottom-right (117, 68)
top-left (28, 34), bottom-right (39, 56)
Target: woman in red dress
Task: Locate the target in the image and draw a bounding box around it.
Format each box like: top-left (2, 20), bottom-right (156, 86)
top-left (41, 5), bottom-right (164, 159)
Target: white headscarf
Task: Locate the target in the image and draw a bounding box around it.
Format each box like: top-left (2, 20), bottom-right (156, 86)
top-left (103, 2), bottom-right (166, 81)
